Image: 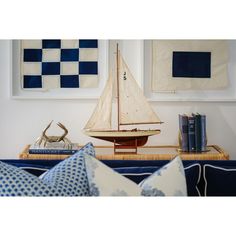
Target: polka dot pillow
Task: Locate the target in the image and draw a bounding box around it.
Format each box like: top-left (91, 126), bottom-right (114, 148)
top-left (0, 142), bottom-right (95, 196)
top-left (40, 142), bottom-right (95, 196)
top-left (0, 161), bottom-right (61, 196)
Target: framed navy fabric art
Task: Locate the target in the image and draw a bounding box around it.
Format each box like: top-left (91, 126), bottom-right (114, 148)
top-left (21, 39), bottom-right (99, 90)
top-left (152, 40), bottom-right (228, 92)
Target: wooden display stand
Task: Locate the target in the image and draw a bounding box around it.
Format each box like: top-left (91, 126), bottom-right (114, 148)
top-left (19, 144), bottom-right (229, 160)
top-left (113, 139), bottom-right (138, 154)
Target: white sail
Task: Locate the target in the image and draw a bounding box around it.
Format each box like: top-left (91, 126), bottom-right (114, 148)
top-left (84, 75), bottom-right (113, 131)
top-left (118, 54), bottom-right (162, 125)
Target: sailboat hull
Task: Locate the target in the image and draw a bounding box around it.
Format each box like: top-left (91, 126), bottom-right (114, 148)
top-left (84, 130), bottom-right (161, 146)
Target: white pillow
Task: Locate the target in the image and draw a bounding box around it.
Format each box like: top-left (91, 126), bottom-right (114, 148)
top-left (139, 156), bottom-right (187, 196)
top-left (84, 155), bottom-right (187, 196)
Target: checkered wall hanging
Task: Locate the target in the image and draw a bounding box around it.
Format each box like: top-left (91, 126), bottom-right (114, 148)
top-left (21, 40), bottom-right (99, 90)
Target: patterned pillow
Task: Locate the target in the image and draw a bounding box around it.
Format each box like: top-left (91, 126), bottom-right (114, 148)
top-left (0, 142), bottom-right (95, 197)
top-left (84, 154), bottom-right (187, 196)
top-left (0, 161), bottom-right (62, 196)
top-left (85, 153), bottom-right (141, 196)
top-left (139, 156), bottom-right (187, 196)
top-left (113, 163), bottom-right (200, 196)
top-left (40, 142), bottom-right (95, 196)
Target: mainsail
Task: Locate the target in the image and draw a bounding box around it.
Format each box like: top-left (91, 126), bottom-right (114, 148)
top-left (118, 54), bottom-right (162, 125)
top-left (84, 49), bottom-right (162, 131)
top-left (84, 75), bottom-right (113, 131)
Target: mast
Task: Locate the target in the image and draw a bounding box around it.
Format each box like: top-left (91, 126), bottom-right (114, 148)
top-left (116, 43), bottom-right (120, 131)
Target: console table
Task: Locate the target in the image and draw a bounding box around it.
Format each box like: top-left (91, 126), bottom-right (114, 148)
top-left (19, 144), bottom-right (229, 160)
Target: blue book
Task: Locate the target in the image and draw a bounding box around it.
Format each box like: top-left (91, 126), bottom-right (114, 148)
top-left (194, 113), bottom-right (202, 153)
top-left (29, 149), bottom-right (78, 155)
top-left (201, 114), bottom-right (207, 152)
top-left (188, 116), bottom-right (196, 152)
top-left (179, 114), bottom-right (189, 152)
top-left (29, 143), bottom-right (79, 155)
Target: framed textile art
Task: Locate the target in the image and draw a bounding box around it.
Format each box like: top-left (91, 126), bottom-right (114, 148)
top-left (151, 40), bottom-right (229, 92)
top-left (11, 40), bottom-right (108, 99)
top-left (143, 40), bottom-right (236, 102)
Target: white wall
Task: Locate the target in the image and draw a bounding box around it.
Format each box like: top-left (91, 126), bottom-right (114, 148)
top-left (1, 40), bottom-right (236, 159)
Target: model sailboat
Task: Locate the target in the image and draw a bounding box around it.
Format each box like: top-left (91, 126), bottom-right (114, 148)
top-left (84, 44), bottom-right (162, 150)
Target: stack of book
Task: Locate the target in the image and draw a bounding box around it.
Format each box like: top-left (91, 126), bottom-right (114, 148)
top-left (179, 113), bottom-right (207, 153)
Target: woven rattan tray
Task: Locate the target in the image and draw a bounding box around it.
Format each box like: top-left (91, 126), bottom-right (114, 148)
top-left (19, 144), bottom-right (229, 160)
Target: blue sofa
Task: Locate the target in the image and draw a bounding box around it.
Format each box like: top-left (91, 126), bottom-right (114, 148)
top-left (2, 159), bottom-right (236, 196)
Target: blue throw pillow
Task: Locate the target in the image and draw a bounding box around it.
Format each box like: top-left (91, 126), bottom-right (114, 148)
top-left (0, 161), bottom-right (61, 196)
top-left (40, 142), bottom-right (95, 196)
top-left (203, 164), bottom-right (236, 196)
top-left (184, 163), bottom-right (201, 196)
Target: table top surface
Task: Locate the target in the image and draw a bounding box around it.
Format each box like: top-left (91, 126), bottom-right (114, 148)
top-left (20, 144), bottom-right (229, 160)
top-left (94, 145), bottom-right (220, 155)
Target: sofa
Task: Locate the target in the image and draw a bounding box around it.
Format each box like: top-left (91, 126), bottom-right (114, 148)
top-left (2, 159), bottom-right (236, 196)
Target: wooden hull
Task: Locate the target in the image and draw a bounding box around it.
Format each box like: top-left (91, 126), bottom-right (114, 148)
top-left (84, 130), bottom-right (161, 146)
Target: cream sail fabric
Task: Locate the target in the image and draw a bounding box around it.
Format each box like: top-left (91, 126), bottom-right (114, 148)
top-left (152, 40), bottom-right (229, 91)
top-left (84, 75), bottom-right (113, 131)
top-left (119, 54), bottom-right (161, 125)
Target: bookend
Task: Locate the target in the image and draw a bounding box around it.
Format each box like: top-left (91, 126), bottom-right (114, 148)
top-left (178, 131), bottom-right (209, 153)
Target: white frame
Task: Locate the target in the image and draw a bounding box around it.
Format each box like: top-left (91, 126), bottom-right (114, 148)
top-left (10, 40), bottom-right (109, 99)
top-left (143, 40), bottom-right (236, 102)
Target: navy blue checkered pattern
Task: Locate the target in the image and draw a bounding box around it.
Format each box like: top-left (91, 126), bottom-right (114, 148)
top-left (22, 40), bottom-right (98, 89)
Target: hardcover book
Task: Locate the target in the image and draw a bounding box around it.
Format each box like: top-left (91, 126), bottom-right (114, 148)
top-left (201, 114), bottom-right (207, 151)
top-left (194, 113), bottom-right (202, 152)
top-left (29, 143), bottom-right (79, 155)
top-left (179, 114), bottom-right (189, 152)
top-left (188, 116), bottom-right (196, 152)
